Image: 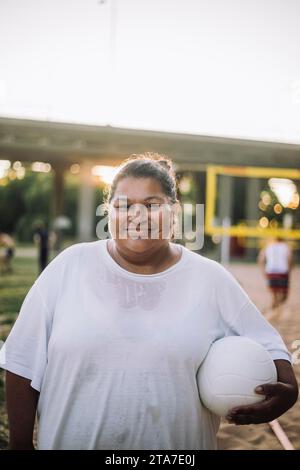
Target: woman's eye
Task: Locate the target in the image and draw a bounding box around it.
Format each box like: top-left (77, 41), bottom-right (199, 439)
top-left (114, 203), bottom-right (163, 211)
top-left (147, 203), bottom-right (161, 210)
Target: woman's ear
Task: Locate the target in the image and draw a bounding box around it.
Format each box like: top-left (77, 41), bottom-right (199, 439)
top-left (170, 205), bottom-right (178, 240)
top-left (170, 202), bottom-right (182, 240)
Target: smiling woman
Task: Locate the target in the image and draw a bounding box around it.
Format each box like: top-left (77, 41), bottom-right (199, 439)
top-left (104, 153), bottom-right (181, 273)
top-left (0, 153), bottom-right (298, 450)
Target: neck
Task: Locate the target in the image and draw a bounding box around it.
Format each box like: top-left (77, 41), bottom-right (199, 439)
top-left (109, 240), bottom-right (173, 273)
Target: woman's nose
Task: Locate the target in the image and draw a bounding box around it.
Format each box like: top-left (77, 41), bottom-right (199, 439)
top-left (128, 210), bottom-right (140, 221)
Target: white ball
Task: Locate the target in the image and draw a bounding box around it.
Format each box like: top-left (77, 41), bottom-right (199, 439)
top-left (197, 336), bottom-right (277, 417)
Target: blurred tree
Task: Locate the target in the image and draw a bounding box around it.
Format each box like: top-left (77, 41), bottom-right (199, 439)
top-left (0, 170), bottom-right (92, 242)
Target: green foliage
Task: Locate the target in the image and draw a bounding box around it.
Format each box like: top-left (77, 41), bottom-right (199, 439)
top-left (0, 172), bottom-right (53, 241)
top-left (0, 255), bottom-right (37, 449)
top-left (0, 171), bottom-right (105, 242)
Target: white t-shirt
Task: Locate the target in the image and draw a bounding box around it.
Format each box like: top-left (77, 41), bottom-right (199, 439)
top-left (0, 240), bottom-right (291, 450)
top-left (265, 242), bottom-right (290, 274)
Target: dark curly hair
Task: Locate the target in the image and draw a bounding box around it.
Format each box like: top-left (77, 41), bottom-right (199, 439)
top-left (105, 152), bottom-right (178, 205)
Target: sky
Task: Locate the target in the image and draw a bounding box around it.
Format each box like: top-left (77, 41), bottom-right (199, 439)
top-left (1, 0), bottom-right (300, 143)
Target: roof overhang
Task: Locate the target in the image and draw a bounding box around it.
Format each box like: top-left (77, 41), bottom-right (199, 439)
top-left (1, 116), bottom-right (300, 169)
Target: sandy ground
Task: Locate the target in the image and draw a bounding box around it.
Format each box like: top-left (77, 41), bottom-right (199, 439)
top-left (217, 264), bottom-right (300, 450)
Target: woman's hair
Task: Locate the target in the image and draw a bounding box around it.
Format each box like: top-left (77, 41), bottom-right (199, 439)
top-left (105, 152), bottom-right (178, 205)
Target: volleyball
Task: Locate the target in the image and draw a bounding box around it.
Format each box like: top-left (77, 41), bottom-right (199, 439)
top-left (197, 336), bottom-right (277, 417)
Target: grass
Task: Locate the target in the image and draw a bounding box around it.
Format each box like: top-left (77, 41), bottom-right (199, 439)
top-left (0, 255), bottom-right (38, 449)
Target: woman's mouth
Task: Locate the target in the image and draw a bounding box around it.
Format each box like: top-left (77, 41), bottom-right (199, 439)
top-left (126, 226), bottom-right (160, 238)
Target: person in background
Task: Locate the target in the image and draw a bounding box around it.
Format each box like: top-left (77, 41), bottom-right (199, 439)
top-left (258, 237), bottom-right (293, 309)
top-left (33, 222), bottom-right (50, 273)
top-left (0, 232), bottom-right (15, 274)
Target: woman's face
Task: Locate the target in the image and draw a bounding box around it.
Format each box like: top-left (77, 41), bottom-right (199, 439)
top-left (109, 177), bottom-right (174, 253)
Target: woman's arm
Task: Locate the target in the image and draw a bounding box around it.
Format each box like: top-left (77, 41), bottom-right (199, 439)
top-left (6, 371), bottom-right (39, 449)
top-left (226, 360), bottom-right (299, 425)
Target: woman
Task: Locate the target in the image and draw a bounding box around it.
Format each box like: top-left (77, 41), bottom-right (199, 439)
top-left (258, 237), bottom-right (293, 309)
top-left (0, 153), bottom-right (298, 450)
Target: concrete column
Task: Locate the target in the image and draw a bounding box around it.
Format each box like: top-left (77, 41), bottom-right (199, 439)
top-left (77, 161), bottom-right (95, 242)
top-left (245, 178), bottom-right (262, 260)
top-left (218, 175), bottom-right (233, 264)
top-left (52, 164), bottom-right (66, 253)
top-left (53, 165), bottom-right (65, 219)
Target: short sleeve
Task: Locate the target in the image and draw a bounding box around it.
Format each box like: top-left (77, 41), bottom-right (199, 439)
top-left (0, 281), bottom-right (52, 391)
top-left (0, 244), bottom-right (80, 391)
top-left (215, 263), bottom-right (291, 363)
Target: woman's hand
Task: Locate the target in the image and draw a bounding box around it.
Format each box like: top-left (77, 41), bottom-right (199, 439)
top-left (226, 382), bottom-right (298, 425)
top-left (226, 360), bottom-right (298, 425)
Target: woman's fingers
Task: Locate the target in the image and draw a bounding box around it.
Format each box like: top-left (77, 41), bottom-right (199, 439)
top-left (227, 414), bottom-right (263, 425)
top-left (226, 397), bottom-right (278, 424)
top-left (254, 383), bottom-right (284, 398)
